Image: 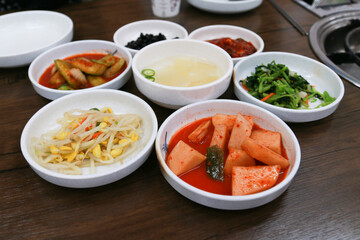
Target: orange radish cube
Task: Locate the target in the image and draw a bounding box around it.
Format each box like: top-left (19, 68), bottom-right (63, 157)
top-left (228, 113), bottom-right (253, 150)
top-left (232, 165), bottom-right (281, 195)
top-left (243, 115), bottom-right (254, 127)
top-left (188, 120), bottom-right (211, 143)
top-left (212, 114), bottom-right (236, 131)
top-left (242, 137), bottom-right (289, 169)
top-left (212, 114), bottom-right (254, 132)
top-left (167, 140), bottom-right (206, 176)
top-left (251, 129), bottom-right (281, 154)
top-left (209, 124), bottom-right (229, 151)
top-left (224, 148), bottom-right (255, 175)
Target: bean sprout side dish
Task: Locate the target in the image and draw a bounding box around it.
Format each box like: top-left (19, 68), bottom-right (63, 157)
top-left (31, 107), bottom-right (143, 175)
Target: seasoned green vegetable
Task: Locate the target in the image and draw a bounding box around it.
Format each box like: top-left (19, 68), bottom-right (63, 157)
top-left (49, 71), bottom-right (65, 88)
top-left (241, 61), bottom-right (336, 109)
top-left (206, 145), bottom-right (224, 181)
top-left (58, 84), bottom-right (73, 90)
top-left (87, 75), bottom-right (106, 86)
top-left (69, 57), bottom-right (107, 75)
top-left (104, 58), bottom-right (125, 78)
top-left (54, 59), bottom-right (80, 88)
top-left (92, 54), bottom-right (117, 67)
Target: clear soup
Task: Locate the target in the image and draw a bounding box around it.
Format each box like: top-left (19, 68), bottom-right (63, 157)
top-left (147, 56), bottom-right (224, 87)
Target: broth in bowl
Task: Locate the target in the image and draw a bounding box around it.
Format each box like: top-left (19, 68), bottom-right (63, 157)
top-left (142, 55), bottom-right (224, 87)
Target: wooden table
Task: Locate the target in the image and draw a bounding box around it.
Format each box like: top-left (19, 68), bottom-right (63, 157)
top-left (1, 0), bottom-right (359, 239)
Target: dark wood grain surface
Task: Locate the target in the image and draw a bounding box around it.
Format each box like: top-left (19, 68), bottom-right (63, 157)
top-left (1, 0), bottom-right (359, 239)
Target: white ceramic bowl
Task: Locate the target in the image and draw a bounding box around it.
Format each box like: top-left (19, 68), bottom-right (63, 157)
top-left (132, 39), bottom-right (233, 109)
top-left (234, 52), bottom-right (345, 122)
top-left (155, 99), bottom-right (301, 210)
top-left (0, 10), bottom-right (73, 68)
top-left (113, 19), bottom-right (188, 56)
top-left (188, 25), bottom-right (264, 65)
top-left (187, 0), bottom-right (263, 14)
top-left (20, 89), bottom-right (158, 188)
top-left (28, 40), bottom-right (132, 100)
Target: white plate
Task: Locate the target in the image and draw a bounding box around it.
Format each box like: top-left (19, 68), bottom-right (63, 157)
top-left (20, 89), bottom-right (158, 188)
top-left (187, 0), bottom-right (263, 14)
top-left (0, 10), bottom-right (73, 68)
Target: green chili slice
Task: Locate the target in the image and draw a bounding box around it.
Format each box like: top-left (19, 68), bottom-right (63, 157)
top-left (141, 69), bottom-right (155, 77)
top-left (141, 69), bottom-right (156, 82)
top-left (146, 76), bottom-right (155, 82)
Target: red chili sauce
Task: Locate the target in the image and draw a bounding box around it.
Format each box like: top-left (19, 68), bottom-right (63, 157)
top-left (165, 117), bottom-right (289, 196)
top-left (207, 38), bottom-right (257, 58)
top-left (39, 53), bottom-right (127, 89)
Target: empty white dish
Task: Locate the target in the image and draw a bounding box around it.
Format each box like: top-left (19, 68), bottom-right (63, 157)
top-left (0, 10), bottom-right (73, 68)
top-left (187, 0), bottom-right (263, 14)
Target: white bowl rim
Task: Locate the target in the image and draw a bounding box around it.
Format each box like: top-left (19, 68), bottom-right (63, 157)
top-left (155, 99), bottom-right (301, 201)
top-left (233, 51), bottom-right (345, 114)
top-left (0, 10), bottom-right (73, 58)
top-left (28, 39), bottom-right (132, 94)
top-left (132, 39), bottom-right (233, 91)
top-left (186, 0), bottom-right (263, 14)
top-left (113, 19), bottom-right (189, 54)
top-left (191, 0), bottom-right (260, 3)
top-left (188, 24), bottom-right (265, 61)
top-left (20, 89), bottom-right (158, 180)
